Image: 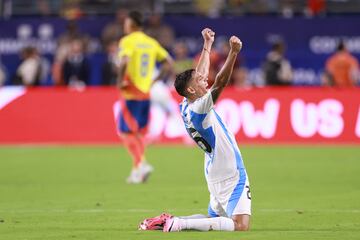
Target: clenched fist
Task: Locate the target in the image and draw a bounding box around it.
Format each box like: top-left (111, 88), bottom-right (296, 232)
top-left (202, 28), bottom-right (215, 43)
top-left (229, 36), bottom-right (242, 53)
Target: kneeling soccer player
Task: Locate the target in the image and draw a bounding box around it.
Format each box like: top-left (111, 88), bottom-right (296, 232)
top-left (139, 28), bottom-right (251, 232)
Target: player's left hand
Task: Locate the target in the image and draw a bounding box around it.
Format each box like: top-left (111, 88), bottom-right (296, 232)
top-left (202, 28), bottom-right (215, 43)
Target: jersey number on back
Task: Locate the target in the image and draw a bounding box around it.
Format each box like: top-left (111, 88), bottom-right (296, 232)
top-left (140, 53), bottom-right (149, 77)
top-left (188, 127), bottom-right (212, 153)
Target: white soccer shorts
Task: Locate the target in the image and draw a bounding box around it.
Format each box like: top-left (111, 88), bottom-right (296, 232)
top-left (207, 172), bottom-right (251, 217)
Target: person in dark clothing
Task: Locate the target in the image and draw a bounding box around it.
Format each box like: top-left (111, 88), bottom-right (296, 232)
top-left (263, 41), bottom-right (292, 86)
top-left (101, 40), bottom-right (118, 85)
top-left (63, 39), bottom-right (90, 86)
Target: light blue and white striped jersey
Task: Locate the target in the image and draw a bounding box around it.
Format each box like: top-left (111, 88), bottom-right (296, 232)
top-left (180, 91), bottom-right (246, 183)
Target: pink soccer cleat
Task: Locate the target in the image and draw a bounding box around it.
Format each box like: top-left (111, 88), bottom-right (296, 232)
top-left (163, 217), bottom-right (182, 232)
top-left (138, 213), bottom-right (172, 231)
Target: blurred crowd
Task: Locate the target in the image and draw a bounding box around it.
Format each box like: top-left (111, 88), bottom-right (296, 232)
top-left (0, 4), bottom-right (359, 88)
top-left (6, 0), bottom-right (360, 18)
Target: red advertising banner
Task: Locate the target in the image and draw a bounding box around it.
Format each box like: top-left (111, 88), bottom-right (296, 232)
top-left (0, 86), bottom-right (359, 144)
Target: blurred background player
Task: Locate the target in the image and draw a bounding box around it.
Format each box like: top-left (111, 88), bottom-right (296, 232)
top-left (323, 40), bottom-right (360, 87)
top-left (117, 11), bottom-right (173, 184)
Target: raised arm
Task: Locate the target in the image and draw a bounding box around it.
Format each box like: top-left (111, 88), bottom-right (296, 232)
top-left (195, 28), bottom-right (215, 78)
top-left (211, 36), bottom-right (242, 103)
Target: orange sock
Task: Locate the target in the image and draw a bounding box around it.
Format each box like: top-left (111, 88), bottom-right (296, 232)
top-left (122, 134), bottom-right (143, 168)
top-left (135, 134), bottom-right (145, 161)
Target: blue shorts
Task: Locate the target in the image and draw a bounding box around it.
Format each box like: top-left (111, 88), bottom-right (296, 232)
top-left (118, 99), bottom-right (150, 134)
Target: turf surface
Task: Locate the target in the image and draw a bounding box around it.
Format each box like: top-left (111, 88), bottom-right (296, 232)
top-left (0, 145), bottom-right (359, 239)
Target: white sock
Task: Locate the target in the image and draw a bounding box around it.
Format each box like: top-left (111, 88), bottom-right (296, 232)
top-left (179, 214), bottom-right (207, 219)
top-left (179, 217), bottom-right (235, 231)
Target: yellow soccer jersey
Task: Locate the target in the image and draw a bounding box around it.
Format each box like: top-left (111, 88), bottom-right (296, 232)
top-left (118, 31), bottom-right (169, 97)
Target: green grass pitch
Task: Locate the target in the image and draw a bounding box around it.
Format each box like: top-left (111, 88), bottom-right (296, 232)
top-left (0, 145), bottom-right (359, 240)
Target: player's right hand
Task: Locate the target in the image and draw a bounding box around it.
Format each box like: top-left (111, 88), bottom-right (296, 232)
top-left (202, 28), bottom-right (215, 43)
top-left (229, 36), bottom-right (242, 53)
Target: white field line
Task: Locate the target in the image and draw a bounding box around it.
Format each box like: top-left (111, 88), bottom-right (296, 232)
top-left (0, 208), bottom-right (359, 214)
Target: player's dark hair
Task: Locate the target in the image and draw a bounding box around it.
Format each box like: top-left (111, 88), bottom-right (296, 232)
top-left (174, 69), bottom-right (195, 97)
top-left (128, 11), bottom-right (143, 27)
